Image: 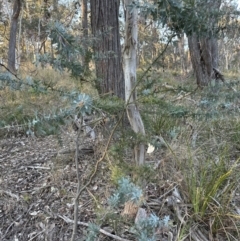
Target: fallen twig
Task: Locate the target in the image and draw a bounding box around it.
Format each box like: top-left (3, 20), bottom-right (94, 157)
top-left (58, 214), bottom-right (130, 241)
top-left (28, 229), bottom-right (46, 241)
top-left (71, 117), bottom-right (83, 241)
top-left (26, 166), bottom-right (51, 170)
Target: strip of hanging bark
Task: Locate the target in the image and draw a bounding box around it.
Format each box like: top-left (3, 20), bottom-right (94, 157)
top-left (213, 67), bottom-right (225, 82)
top-left (123, 0), bottom-right (146, 165)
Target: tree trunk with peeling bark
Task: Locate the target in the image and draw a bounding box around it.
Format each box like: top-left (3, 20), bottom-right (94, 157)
top-left (188, 0), bottom-right (221, 87)
top-left (123, 0), bottom-right (145, 165)
top-left (188, 35), bottom-right (219, 87)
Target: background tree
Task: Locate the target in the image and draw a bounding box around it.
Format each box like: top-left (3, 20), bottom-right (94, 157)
top-left (218, 2), bottom-right (240, 71)
top-left (90, 0), bottom-right (124, 98)
top-left (187, 0), bottom-right (222, 86)
top-left (154, 0), bottom-right (224, 86)
top-left (8, 0), bottom-right (21, 73)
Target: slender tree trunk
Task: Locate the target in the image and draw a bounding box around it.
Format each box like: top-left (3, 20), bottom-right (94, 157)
top-left (82, 0), bottom-right (88, 38)
top-left (90, 0), bottom-right (124, 99)
top-left (178, 34), bottom-right (185, 74)
top-left (16, 4), bottom-right (23, 71)
top-left (8, 0), bottom-right (21, 73)
top-left (81, 0), bottom-right (89, 70)
top-left (123, 0), bottom-right (145, 165)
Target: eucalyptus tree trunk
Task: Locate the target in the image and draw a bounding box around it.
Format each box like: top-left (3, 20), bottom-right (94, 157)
top-left (188, 34), bottom-right (208, 86)
top-left (188, 0), bottom-right (221, 87)
top-left (8, 0), bottom-right (21, 73)
top-left (123, 0), bottom-right (145, 165)
top-left (90, 0), bottom-right (124, 99)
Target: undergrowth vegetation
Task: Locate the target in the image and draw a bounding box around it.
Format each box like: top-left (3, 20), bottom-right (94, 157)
top-left (1, 67), bottom-right (240, 240)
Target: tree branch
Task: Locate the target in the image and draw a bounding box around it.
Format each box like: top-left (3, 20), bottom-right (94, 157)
top-left (71, 116), bottom-right (83, 241)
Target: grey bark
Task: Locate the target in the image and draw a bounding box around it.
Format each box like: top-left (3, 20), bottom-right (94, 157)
top-left (8, 0), bottom-right (21, 73)
top-left (123, 0), bottom-right (145, 165)
top-left (187, 0), bottom-right (222, 87)
top-left (188, 34), bottom-right (219, 87)
top-left (188, 35), bottom-right (210, 86)
top-left (81, 0), bottom-right (88, 69)
top-left (178, 34), bottom-right (186, 74)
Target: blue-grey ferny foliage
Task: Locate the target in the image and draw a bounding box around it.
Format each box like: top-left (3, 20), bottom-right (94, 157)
top-left (85, 223), bottom-right (100, 241)
top-left (108, 177), bottom-right (142, 207)
top-left (131, 214), bottom-right (170, 241)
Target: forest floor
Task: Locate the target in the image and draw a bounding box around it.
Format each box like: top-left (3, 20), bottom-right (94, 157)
top-left (1, 71), bottom-right (240, 240)
top-left (1, 127), bottom-right (237, 241)
top-left (0, 130), bottom-right (106, 241)
top-left (0, 127), bottom-right (192, 241)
